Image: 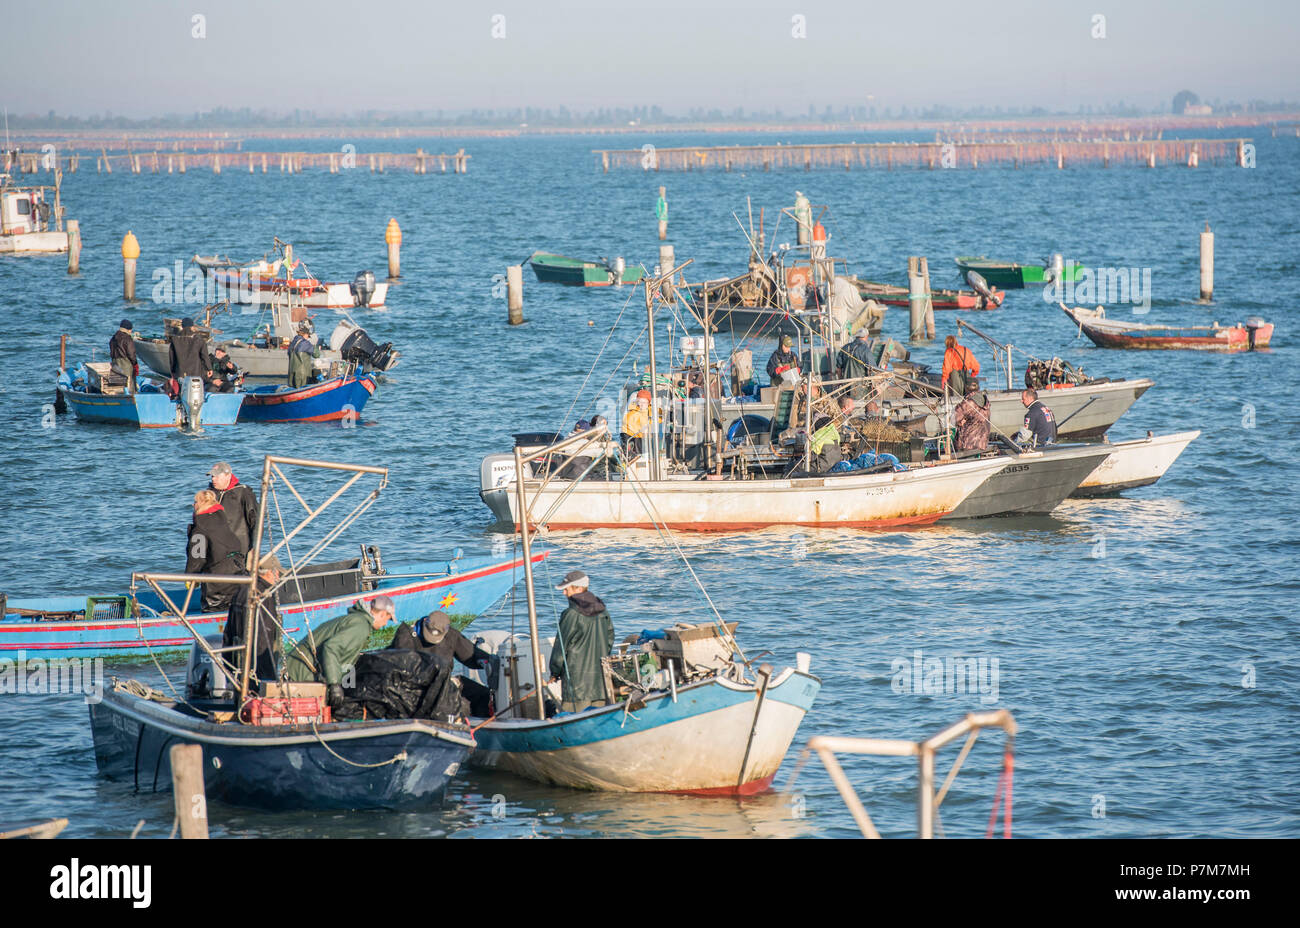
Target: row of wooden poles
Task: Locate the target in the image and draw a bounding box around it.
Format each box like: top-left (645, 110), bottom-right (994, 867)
top-left (596, 138), bottom-right (1251, 171)
top-left (4, 148), bottom-right (470, 175)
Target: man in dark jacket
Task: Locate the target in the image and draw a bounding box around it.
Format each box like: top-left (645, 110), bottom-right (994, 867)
top-left (766, 334), bottom-right (799, 386)
top-left (186, 489), bottom-right (248, 612)
top-left (1018, 388), bottom-right (1057, 447)
top-left (109, 319), bottom-right (138, 393)
top-left (954, 388), bottom-right (992, 452)
top-left (169, 317), bottom-right (210, 383)
top-left (391, 610), bottom-right (494, 716)
top-left (207, 461), bottom-right (259, 553)
top-left (223, 554), bottom-right (283, 683)
top-left (548, 570), bottom-right (615, 713)
top-left (206, 346), bottom-right (242, 393)
top-left (285, 595), bottom-right (395, 709)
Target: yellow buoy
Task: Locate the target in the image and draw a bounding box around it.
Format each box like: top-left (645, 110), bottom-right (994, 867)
top-left (384, 218), bottom-right (402, 245)
top-left (121, 231), bottom-right (140, 259)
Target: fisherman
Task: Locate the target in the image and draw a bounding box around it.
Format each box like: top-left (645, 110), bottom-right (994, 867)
top-left (621, 390), bottom-right (651, 459)
top-left (185, 488), bottom-right (248, 613)
top-left (390, 610), bottom-right (494, 717)
top-left (838, 331), bottom-right (875, 381)
top-left (285, 595), bottom-right (396, 710)
top-left (954, 386), bottom-right (992, 452)
top-left (1018, 388), bottom-right (1057, 447)
top-left (223, 554), bottom-right (283, 683)
top-left (548, 570), bottom-right (615, 714)
top-left (287, 323), bottom-right (321, 388)
top-left (168, 317), bottom-right (210, 384)
top-left (940, 334), bottom-right (981, 399)
top-left (207, 461), bottom-right (259, 554)
top-left (808, 415), bottom-right (842, 474)
top-left (766, 334), bottom-right (800, 386)
top-left (206, 346), bottom-right (242, 393)
top-left (109, 319), bottom-right (138, 393)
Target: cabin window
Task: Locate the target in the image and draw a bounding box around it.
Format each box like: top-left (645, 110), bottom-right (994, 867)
top-left (16, 199), bottom-right (31, 215)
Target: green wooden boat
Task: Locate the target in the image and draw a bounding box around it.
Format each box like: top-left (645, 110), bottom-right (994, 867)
top-left (527, 251), bottom-right (644, 287)
top-left (955, 256), bottom-right (1085, 289)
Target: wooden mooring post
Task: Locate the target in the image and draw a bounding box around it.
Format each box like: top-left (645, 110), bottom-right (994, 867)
top-left (169, 744), bottom-right (209, 839)
top-left (385, 218), bottom-right (401, 279)
top-left (66, 220), bottom-right (81, 274)
top-left (1199, 222), bottom-right (1214, 302)
top-left (121, 231), bottom-right (139, 301)
top-left (507, 265), bottom-right (524, 325)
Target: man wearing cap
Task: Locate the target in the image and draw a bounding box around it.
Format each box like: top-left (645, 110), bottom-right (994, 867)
top-left (223, 554), bottom-right (283, 683)
top-left (109, 319), bottom-right (138, 393)
top-left (766, 334), bottom-right (800, 386)
top-left (206, 346), bottom-right (243, 393)
top-left (168, 316), bottom-right (210, 384)
top-left (954, 386), bottom-right (992, 452)
top-left (207, 462), bottom-right (259, 554)
top-left (287, 323), bottom-right (321, 388)
top-left (621, 391), bottom-right (651, 459)
top-left (390, 610), bottom-right (494, 716)
top-left (286, 595), bottom-right (396, 710)
top-left (548, 570), bottom-right (615, 714)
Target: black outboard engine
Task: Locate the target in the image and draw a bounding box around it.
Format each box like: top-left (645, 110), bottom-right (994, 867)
top-left (331, 319), bottom-right (396, 371)
top-left (351, 270), bottom-right (377, 308)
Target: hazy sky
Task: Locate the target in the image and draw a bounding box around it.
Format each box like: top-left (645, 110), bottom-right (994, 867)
top-left (7, 0), bottom-right (1299, 117)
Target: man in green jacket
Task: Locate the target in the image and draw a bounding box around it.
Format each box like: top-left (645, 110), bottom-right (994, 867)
top-left (287, 323), bottom-right (321, 388)
top-left (547, 570), bottom-right (615, 713)
top-left (286, 595), bottom-right (395, 709)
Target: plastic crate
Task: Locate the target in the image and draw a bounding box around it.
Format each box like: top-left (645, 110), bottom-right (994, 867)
top-left (239, 696), bottom-right (330, 726)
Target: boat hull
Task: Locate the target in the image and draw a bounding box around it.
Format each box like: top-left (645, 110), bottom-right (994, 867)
top-left (57, 380), bottom-right (244, 429)
top-left (943, 445), bottom-right (1115, 519)
top-left (238, 373), bottom-right (378, 422)
top-left (529, 254), bottom-right (644, 287)
top-left (2, 552), bottom-right (542, 659)
top-left (956, 258), bottom-right (1084, 290)
top-left (1063, 305), bottom-right (1272, 352)
top-left (203, 268), bottom-right (389, 309)
top-left (89, 687), bottom-right (472, 810)
top-left (480, 457), bottom-right (1007, 530)
top-left (0, 230), bottom-right (69, 254)
top-left (472, 669), bottom-right (820, 793)
top-left (1070, 430), bottom-right (1200, 497)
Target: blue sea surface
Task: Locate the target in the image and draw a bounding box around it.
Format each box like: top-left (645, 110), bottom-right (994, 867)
top-left (0, 128), bottom-right (1296, 837)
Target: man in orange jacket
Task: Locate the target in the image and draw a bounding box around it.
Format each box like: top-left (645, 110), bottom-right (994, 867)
top-left (941, 335), bottom-right (981, 398)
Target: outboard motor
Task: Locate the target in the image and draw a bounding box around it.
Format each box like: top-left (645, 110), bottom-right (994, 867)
top-left (180, 376), bottom-right (205, 429)
top-left (329, 319), bottom-right (397, 371)
top-left (1047, 253), bottom-right (1065, 285)
top-left (965, 270), bottom-right (998, 306)
top-left (611, 257), bottom-right (626, 286)
top-left (1244, 316), bottom-right (1268, 349)
top-left (186, 634), bottom-right (233, 700)
top-left (351, 270), bottom-right (377, 308)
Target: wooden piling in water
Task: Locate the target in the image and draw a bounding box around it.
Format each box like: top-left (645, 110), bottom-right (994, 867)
top-left (1199, 222), bottom-right (1214, 302)
top-left (507, 265), bottom-right (524, 325)
top-left (385, 218), bottom-right (401, 279)
top-left (121, 231), bottom-right (139, 301)
top-left (907, 257), bottom-right (925, 341)
top-left (66, 220), bottom-right (81, 275)
top-left (657, 186), bottom-right (667, 241)
top-left (919, 257), bottom-right (935, 339)
top-left (169, 744), bottom-right (209, 839)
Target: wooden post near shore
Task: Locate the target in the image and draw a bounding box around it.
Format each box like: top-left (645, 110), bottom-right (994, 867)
top-left (121, 231), bottom-right (139, 301)
top-left (385, 218), bottom-right (401, 279)
top-left (919, 257), bottom-right (935, 339)
top-left (67, 220), bottom-right (81, 274)
top-left (507, 265), bottom-right (524, 325)
top-left (169, 744), bottom-right (209, 839)
top-left (907, 257), bottom-right (925, 341)
top-left (1199, 222), bottom-right (1214, 301)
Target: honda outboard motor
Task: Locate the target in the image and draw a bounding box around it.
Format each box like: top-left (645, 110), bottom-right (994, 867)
top-left (611, 257), bottom-right (626, 286)
top-left (180, 376), bottom-right (205, 429)
top-left (1244, 316), bottom-right (1268, 349)
top-left (187, 634), bottom-right (234, 700)
top-left (965, 270), bottom-right (998, 306)
top-left (351, 270), bottom-right (377, 308)
top-left (329, 319), bottom-right (397, 371)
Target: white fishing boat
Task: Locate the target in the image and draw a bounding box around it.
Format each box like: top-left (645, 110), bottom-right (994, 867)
top-left (0, 174), bottom-right (69, 254)
top-left (1070, 430), bottom-right (1200, 497)
top-left (468, 430), bottom-right (821, 793)
top-left (193, 238), bottom-right (387, 309)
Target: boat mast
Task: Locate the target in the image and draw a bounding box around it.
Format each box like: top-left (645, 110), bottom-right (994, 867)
top-left (703, 287), bottom-right (715, 471)
top-left (513, 445), bottom-right (546, 720)
top-left (239, 454), bottom-right (273, 705)
top-left (645, 281), bottom-right (662, 481)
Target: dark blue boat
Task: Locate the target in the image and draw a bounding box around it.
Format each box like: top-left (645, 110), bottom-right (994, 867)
top-left (237, 372), bottom-right (379, 423)
top-left (90, 683), bottom-right (474, 810)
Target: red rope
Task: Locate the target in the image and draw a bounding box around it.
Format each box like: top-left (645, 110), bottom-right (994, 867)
top-left (985, 749), bottom-right (1014, 838)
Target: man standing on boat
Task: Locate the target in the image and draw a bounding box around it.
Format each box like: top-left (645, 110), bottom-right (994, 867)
top-left (548, 570), bottom-right (614, 714)
top-left (109, 319), bottom-right (138, 393)
top-left (223, 554), bottom-right (283, 683)
top-left (285, 595), bottom-right (395, 710)
top-left (287, 323), bottom-right (321, 388)
top-left (1018, 389), bottom-right (1057, 447)
top-left (622, 391), bottom-right (651, 459)
top-left (766, 334), bottom-right (800, 386)
top-left (941, 334), bottom-right (981, 399)
top-left (954, 387), bottom-right (992, 452)
top-left (390, 610), bottom-right (494, 717)
top-left (168, 317), bottom-right (210, 385)
top-left (207, 461), bottom-right (259, 555)
top-left (186, 489), bottom-right (247, 613)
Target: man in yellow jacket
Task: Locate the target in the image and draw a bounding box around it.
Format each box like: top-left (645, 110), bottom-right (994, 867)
top-left (621, 390), bottom-right (651, 458)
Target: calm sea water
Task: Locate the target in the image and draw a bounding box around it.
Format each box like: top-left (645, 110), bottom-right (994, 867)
top-left (1, 129), bottom-right (1296, 838)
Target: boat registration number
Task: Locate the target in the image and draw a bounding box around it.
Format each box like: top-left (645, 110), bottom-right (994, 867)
top-left (997, 464), bottom-right (1030, 476)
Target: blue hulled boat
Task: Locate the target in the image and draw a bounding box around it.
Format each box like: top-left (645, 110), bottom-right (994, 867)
top-left (238, 371), bottom-right (378, 423)
top-left (57, 362), bottom-right (243, 428)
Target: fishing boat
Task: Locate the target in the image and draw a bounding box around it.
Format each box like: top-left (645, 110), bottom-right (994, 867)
top-left (134, 302), bottom-right (399, 379)
top-left (84, 456), bottom-right (485, 809)
top-left (193, 238), bottom-right (387, 309)
top-left (0, 174), bottom-right (69, 254)
top-left (1061, 304), bottom-right (1274, 352)
top-left (1070, 430), bottom-right (1200, 497)
top-left (849, 277), bottom-right (1004, 311)
top-left (955, 255), bottom-right (1084, 289)
top-left (56, 362), bottom-right (243, 429)
top-left (238, 371), bottom-right (379, 423)
top-left (468, 431), bottom-right (820, 794)
top-left (527, 251), bottom-right (644, 287)
top-left (941, 443), bottom-right (1116, 519)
